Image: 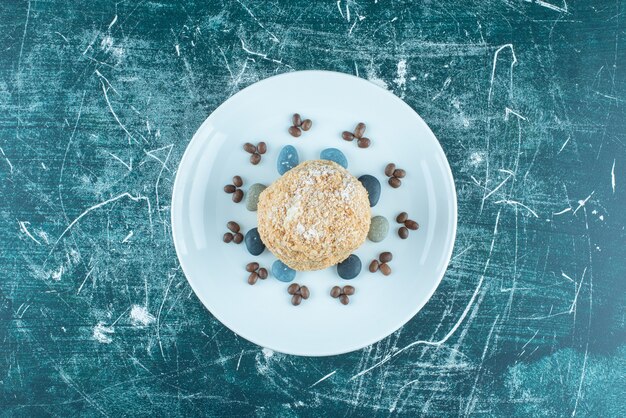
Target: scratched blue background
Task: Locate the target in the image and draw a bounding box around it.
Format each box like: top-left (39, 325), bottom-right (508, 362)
top-left (1, 0), bottom-right (625, 416)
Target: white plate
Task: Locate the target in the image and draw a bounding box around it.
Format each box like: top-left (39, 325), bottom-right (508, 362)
top-left (171, 71), bottom-right (457, 356)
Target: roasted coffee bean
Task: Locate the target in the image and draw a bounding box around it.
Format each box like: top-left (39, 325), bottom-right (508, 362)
top-left (257, 142), bottom-right (267, 154)
top-left (354, 122), bottom-right (366, 138)
top-left (393, 168), bottom-right (406, 178)
top-left (248, 272), bottom-right (259, 285)
top-left (250, 153), bottom-right (261, 165)
top-left (396, 212), bottom-right (408, 223)
top-left (301, 119), bottom-right (312, 131)
top-left (246, 262), bottom-right (259, 272)
top-left (342, 131), bottom-right (355, 141)
top-left (227, 221), bottom-right (240, 233)
top-left (384, 163), bottom-right (396, 177)
top-left (388, 177), bottom-right (402, 188)
top-left (233, 232), bottom-right (244, 244)
top-left (379, 252), bottom-right (393, 263)
top-left (224, 184), bottom-right (236, 193)
top-left (330, 286), bottom-right (342, 298)
top-left (287, 283), bottom-right (300, 295)
top-left (357, 137), bottom-right (371, 148)
top-left (292, 113), bottom-right (302, 127)
top-left (233, 176), bottom-right (243, 187)
top-left (232, 189), bottom-right (244, 203)
top-left (339, 294), bottom-right (350, 305)
top-left (288, 126), bottom-right (302, 137)
top-left (379, 263), bottom-right (392, 276)
top-left (369, 259), bottom-right (380, 273)
top-left (291, 294), bottom-right (302, 306)
top-left (257, 268), bottom-right (268, 279)
top-left (223, 232), bottom-right (234, 243)
top-left (342, 285), bottom-right (355, 296)
top-left (398, 227), bottom-right (409, 239)
top-left (405, 220), bottom-right (419, 230)
top-left (299, 286), bottom-right (310, 299)
top-left (243, 143), bottom-right (256, 154)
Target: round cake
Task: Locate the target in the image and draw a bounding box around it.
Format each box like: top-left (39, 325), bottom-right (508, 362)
top-left (257, 159), bottom-right (371, 271)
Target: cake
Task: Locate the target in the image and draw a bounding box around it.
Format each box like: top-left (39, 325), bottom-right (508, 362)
top-left (257, 159), bottom-right (371, 271)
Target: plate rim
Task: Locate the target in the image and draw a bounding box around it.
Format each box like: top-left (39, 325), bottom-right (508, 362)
top-left (171, 70), bottom-right (458, 356)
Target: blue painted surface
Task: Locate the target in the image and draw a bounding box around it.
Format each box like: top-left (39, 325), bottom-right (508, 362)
top-left (0, 0), bottom-right (624, 416)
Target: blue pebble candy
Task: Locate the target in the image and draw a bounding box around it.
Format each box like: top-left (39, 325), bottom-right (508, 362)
top-left (277, 145), bottom-right (299, 175)
top-left (337, 254), bottom-right (362, 280)
top-left (244, 228), bottom-right (265, 256)
top-left (358, 175), bottom-right (381, 207)
top-left (272, 260), bottom-right (296, 282)
top-left (320, 148), bottom-right (348, 168)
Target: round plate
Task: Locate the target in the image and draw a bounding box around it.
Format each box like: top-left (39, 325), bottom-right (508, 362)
top-left (171, 71), bottom-right (457, 356)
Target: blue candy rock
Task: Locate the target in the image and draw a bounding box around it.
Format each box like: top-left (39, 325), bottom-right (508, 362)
top-left (244, 228), bottom-right (265, 256)
top-left (320, 148), bottom-right (348, 168)
top-left (277, 145), bottom-right (299, 175)
top-left (358, 175), bottom-right (381, 207)
top-left (336, 254), bottom-right (362, 280)
top-left (272, 260), bottom-right (296, 282)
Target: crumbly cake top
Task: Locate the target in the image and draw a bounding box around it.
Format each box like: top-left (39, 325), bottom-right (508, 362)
top-left (257, 159), bottom-right (371, 271)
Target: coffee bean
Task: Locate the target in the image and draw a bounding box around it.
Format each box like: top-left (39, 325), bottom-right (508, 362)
top-left (379, 252), bottom-right (393, 263)
top-left (396, 212), bottom-right (408, 223)
top-left (342, 131), bottom-right (355, 141)
top-left (288, 283), bottom-right (300, 295)
top-left (227, 221), bottom-right (240, 233)
top-left (223, 233), bottom-right (234, 243)
top-left (393, 169), bottom-right (406, 178)
top-left (354, 122), bottom-right (366, 138)
top-left (243, 143), bottom-right (256, 154)
top-left (291, 294), bottom-right (302, 306)
top-left (232, 189), bottom-right (244, 203)
top-left (224, 184), bottom-right (236, 193)
top-left (330, 286), bottom-right (342, 298)
top-left (233, 232), bottom-right (244, 244)
top-left (388, 177), bottom-right (402, 188)
top-left (258, 268), bottom-right (268, 279)
top-left (301, 119), bottom-right (312, 131)
top-left (248, 272), bottom-right (259, 285)
top-left (246, 262), bottom-right (259, 272)
top-left (379, 263), bottom-right (392, 276)
top-left (250, 153), bottom-right (261, 165)
top-left (343, 285), bottom-right (355, 296)
top-left (257, 142), bottom-right (267, 154)
top-left (357, 137), bottom-right (371, 148)
top-left (369, 259), bottom-right (380, 272)
top-left (339, 294), bottom-right (350, 305)
top-left (398, 227), bottom-right (409, 239)
top-left (233, 176), bottom-right (243, 187)
top-left (292, 113), bottom-right (302, 127)
top-left (384, 163), bottom-right (396, 177)
top-left (288, 126), bottom-right (301, 137)
top-left (405, 220), bottom-right (419, 230)
top-left (299, 286), bottom-right (310, 299)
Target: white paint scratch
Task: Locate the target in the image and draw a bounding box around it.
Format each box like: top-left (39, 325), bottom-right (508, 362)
top-left (310, 370), bottom-right (337, 387)
top-left (239, 38), bottom-right (283, 65)
top-left (572, 191), bottom-right (594, 215)
top-left (488, 44), bottom-right (517, 103)
top-left (100, 81), bottom-right (134, 143)
top-left (494, 199), bottom-right (539, 218)
top-left (504, 107), bottom-right (527, 120)
top-left (18, 221), bottom-right (41, 245)
top-left (234, 0), bottom-right (279, 42)
top-left (122, 230), bottom-right (133, 243)
top-left (49, 192), bottom-right (152, 258)
top-left (553, 207), bottom-right (571, 215)
top-left (394, 59), bottom-right (408, 94)
top-left (77, 266), bottom-right (94, 295)
top-left (524, 0), bottom-right (569, 14)
top-left (93, 322), bottom-right (114, 344)
top-left (611, 159), bottom-right (615, 193)
top-left (0, 146), bottom-right (13, 173)
top-left (107, 14), bottom-right (118, 30)
top-left (106, 151), bottom-right (132, 171)
top-left (130, 305), bottom-right (156, 327)
top-left (557, 135), bottom-right (570, 154)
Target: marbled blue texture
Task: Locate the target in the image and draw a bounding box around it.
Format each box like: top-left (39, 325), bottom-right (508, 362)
top-left (0, 0), bottom-right (624, 416)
